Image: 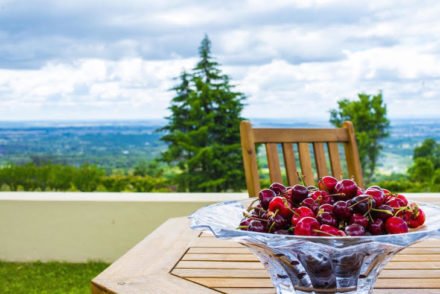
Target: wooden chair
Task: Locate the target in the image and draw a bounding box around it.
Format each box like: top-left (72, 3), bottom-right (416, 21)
top-left (240, 120), bottom-right (363, 197)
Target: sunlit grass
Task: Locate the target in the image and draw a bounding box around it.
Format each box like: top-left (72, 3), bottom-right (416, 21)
top-left (0, 261), bottom-right (109, 294)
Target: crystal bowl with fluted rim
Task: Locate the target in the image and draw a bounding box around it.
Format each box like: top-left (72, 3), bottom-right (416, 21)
top-left (189, 199), bottom-right (440, 294)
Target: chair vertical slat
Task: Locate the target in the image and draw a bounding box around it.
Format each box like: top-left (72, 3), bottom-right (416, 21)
top-left (342, 121), bottom-right (364, 187)
top-left (282, 143), bottom-right (299, 186)
top-left (298, 143), bottom-right (315, 186)
top-left (265, 143), bottom-right (283, 183)
top-left (313, 142), bottom-right (328, 178)
top-left (240, 121), bottom-right (261, 197)
top-left (328, 142), bottom-right (343, 179)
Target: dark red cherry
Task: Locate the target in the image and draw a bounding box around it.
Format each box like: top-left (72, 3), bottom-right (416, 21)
top-left (258, 189), bottom-right (276, 210)
top-left (369, 218), bottom-right (385, 235)
top-left (286, 184), bottom-right (308, 203)
top-left (268, 213), bottom-right (288, 232)
top-left (270, 182), bottom-right (287, 195)
top-left (372, 204), bottom-right (394, 220)
top-left (300, 197), bottom-right (319, 213)
top-left (350, 195), bottom-right (376, 214)
top-left (345, 223), bottom-right (365, 236)
top-left (333, 201), bottom-right (353, 220)
top-left (248, 220), bottom-right (266, 233)
top-left (349, 213), bottom-right (369, 228)
top-left (317, 212), bottom-right (337, 227)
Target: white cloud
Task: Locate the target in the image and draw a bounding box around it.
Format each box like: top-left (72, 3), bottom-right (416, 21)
top-left (0, 0), bottom-right (439, 120)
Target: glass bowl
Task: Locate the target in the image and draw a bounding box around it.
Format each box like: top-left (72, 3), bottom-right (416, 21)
top-left (189, 199), bottom-right (440, 294)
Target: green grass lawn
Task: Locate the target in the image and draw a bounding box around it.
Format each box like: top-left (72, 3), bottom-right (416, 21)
top-left (0, 261), bottom-right (109, 294)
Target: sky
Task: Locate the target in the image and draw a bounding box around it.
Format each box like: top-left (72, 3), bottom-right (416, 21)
top-left (0, 0), bottom-right (439, 121)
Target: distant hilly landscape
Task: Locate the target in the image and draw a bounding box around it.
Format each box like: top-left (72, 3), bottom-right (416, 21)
top-left (0, 118), bottom-right (438, 175)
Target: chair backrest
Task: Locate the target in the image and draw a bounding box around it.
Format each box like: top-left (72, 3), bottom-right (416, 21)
top-left (240, 120), bottom-right (363, 197)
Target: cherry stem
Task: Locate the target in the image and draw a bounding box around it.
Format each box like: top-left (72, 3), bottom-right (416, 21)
top-left (371, 208), bottom-right (393, 215)
top-left (348, 197), bottom-right (371, 208)
top-left (268, 221), bottom-right (276, 233)
top-left (246, 198), bottom-right (260, 212)
top-left (328, 193), bottom-right (346, 198)
top-left (297, 172), bottom-right (306, 186)
top-left (312, 229), bottom-right (336, 236)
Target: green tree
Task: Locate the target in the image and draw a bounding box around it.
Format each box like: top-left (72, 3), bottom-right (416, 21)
top-left (408, 157), bottom-right (435, 183)
top-left (413, 138), bottom-right (440, 169)
top-left (330, 92), bottom-right (390, 182)
top-left (160, 35), bottom-right (246, 192)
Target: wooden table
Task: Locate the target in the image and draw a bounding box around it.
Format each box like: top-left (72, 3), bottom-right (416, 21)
top-left (92, 195), bottom-right (440, 294)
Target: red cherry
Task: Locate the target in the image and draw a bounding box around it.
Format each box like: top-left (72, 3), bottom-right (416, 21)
top-left (294, 217), bottom-right (320, 236)
top-left (386, 198), bottom-right (405, 212)
top-left (385, 217), bottom-right (408, 234)
top-left (349, 213), bottom-right (369, 228)
top-left (268, 196), bottom-right (293, 218)
top-left (291, 206), bottom-right (315, 226)
top-left (365, 188), bottom-right (385, 207)
top-left (318, 176), bottom-right (338, 193)
top-left (399, 203), bottom-right (426, 228)
top-left (317, 224), bottom-right (345, 236)
top-left (382, 188), bottom-right (391, 195)
top-left (334, 179), bottom-right (358, 199)
top-left (310, 190), bottom-right (332, 205)
top-left (396, 194), bottom-right (408, 206)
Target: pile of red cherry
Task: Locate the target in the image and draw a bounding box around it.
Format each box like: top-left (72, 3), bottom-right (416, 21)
top-left (239, 176), bottom-right (426, 236)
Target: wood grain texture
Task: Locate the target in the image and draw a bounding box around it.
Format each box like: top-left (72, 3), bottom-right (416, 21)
top-left (91, 218), bottom-right (217, 294)
top-left (253, 128), bottom-right (349, 143)
top-left (282, 143), bottom-right (299, 185)
top-left (313, 142), bottom-right (328, 178)
top-left (298, 143), bottom-right (315, 186)
top-left (240, 121), bottom-right (261, 197)
top-left (240, 120), bottom-right (364, 196)
top-left (265, 143), bottom-right (282, 183)
top-left (342, 121), bottom-right (363, 187)
top-left (327, 142), bottom-right (343, 179)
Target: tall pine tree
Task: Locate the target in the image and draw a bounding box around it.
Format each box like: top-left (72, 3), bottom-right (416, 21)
top-left (160, 35), bottom-right (246, 192)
